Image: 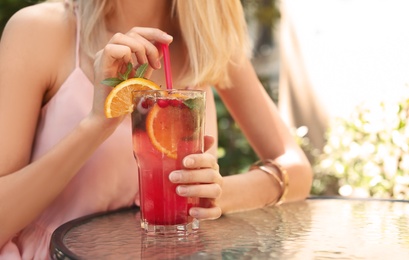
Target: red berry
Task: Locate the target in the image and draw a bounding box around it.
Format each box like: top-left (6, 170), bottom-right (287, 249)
top-left (141, 98), bottom-right (154, 108)
top-left (169, 99), bottom-right (183, 107)
top-left (157, 99), bottom-right (169, 108)
top-left (141, 100), bottom-right (149, 109)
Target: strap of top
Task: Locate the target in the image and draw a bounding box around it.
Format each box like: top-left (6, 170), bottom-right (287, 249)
top-left (65, 0), bottom-right (80, 68)
top-left (74, 3), bottom-right (80, 68)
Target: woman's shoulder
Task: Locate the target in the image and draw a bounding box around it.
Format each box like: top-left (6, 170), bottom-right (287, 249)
top-left (4, 2), bottom-right (73, 35)
top-left (0, 2), bottom-right (77, 96)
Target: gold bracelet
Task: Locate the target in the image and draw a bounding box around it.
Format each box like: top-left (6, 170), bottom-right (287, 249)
top-left (250, 159), bottom-right (289, 206)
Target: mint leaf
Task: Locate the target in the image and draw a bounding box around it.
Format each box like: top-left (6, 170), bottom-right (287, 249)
top-left (122, 62), bottom-right (133, 80)
top-left (101, 62), bottom-right (149, 87)
top-left (135, 63), bottom-right (148, 78)
top-left (118, 72), bottom-right (125, 81)
top-left (101, 77), bottom-right (123, 87)
top-left (183, 99), bottom-right (199, 110)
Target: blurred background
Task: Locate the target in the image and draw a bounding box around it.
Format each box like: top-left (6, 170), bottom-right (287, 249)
top-left (2, 0), bottom-right (409, 200)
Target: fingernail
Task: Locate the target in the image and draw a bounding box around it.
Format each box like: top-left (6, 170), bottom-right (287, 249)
top-left (163, 33), bottom-right (173, 41)
top-left (177, 186), bottom-right (188, 196)
top-left (183, 158), bottom-right (194, 168)
top-left (155, 60), bottom-right (161, 69)
top-left (169, 171), bottom-right (181, 182)
top-left (189, 209), bottom-right (199, 218)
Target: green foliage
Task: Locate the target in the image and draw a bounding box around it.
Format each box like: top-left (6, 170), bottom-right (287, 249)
top-left (254, 0), bottom-right (281, 28)
top-left (101, 62), bottom-right (149, 87)
top-left (291, 127), bottom-right (337, 196)
top-left (241, 0), bottom-right (281, 27)
top-left (313, 87), bottom-right (409, 200)
top-left (214, 90), bottom-right (258, 176)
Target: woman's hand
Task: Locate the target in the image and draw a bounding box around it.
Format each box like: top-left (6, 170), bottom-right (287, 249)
top-left (169, 136), bottom-right (223, 220)
top-left (91, 27), bottom-right (173, 126)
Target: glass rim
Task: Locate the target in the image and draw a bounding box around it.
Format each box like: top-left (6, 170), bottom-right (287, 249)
top-left (132, 89), bottom-right (205, 101)
top-left (131, 89), bottom-right (205, 93)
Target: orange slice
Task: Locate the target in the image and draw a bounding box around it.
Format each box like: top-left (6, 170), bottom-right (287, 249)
top-left (104, 78), bottom-right (160, 118)
top-left (146, 101), bottom-right (198, 159)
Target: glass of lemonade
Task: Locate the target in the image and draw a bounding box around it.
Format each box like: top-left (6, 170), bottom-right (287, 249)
top-left (131, 89), bottom-right (206, 236)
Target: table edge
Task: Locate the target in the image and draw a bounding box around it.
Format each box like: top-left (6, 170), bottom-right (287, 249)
top-left (49, 206), bottom-right (140, 260)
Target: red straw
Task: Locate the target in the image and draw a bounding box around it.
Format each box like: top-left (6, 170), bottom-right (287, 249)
top-left (160, 43), bottom-right (173, 89)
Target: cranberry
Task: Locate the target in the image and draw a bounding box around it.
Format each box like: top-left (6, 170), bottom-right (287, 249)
top-left (141, 101), bottom-right (149, 109)
top-left (169, 99), bottom-right (183, 107)
top-left (141, 98), bottom-right (154, 108)
top-left (157, 99), bottom-right (169, 108)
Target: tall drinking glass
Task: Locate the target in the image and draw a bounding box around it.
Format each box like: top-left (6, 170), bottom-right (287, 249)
top-left (131, 89), bottom-right (206, 236)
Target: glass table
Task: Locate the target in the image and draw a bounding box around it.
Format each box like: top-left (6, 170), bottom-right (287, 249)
top-left (50, 197), bottom-right (409, 259)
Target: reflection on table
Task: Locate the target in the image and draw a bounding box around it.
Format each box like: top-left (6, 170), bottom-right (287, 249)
top-left (50, 197), bottom-right (409, 259)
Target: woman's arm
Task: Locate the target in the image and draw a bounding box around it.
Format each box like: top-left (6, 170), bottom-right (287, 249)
top-left (0, 3), bottom-right (119, 247)
top-left (0, 2), bottom-right (173, 247)
top-left (215, 58), bottom-right (313, 213)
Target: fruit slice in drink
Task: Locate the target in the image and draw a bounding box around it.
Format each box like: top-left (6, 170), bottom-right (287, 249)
top-left (104, 77), bottom-right (160, 118)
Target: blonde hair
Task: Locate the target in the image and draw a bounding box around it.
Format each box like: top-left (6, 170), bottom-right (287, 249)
top-left (66, 0), bottom-right (251, 88)
top-left (174, 0), bottom-right (251, 88)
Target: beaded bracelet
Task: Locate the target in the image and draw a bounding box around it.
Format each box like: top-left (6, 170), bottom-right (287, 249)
top-left (250, 159), bottom-right (289, 206)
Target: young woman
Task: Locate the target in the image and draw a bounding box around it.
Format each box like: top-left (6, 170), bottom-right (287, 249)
top-left (0, 0), bottom-right (312, 258)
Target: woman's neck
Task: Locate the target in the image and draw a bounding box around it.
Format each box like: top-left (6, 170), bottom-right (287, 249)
top-left (105, 0), bottom-right (175, 35)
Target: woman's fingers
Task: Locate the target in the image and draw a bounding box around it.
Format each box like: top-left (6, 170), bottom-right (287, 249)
top-left (94, 43), bottom-right (132, 82)
top-left (183, 152), bottom-right (219, 171)
top-left (95, 27), bottom-right (172, 81)
top-left (127, 27), bottom-right (173, 44)
top-left (170, 168), bottom-right (221, 185)
top-left (169, 149), bottom-right (222, 198)
top-left (189, 205), bottom-right (222, 220)
top-left (176, 183), bottom-right (222, 199)
top-left (110, 33), bottom-right (156, 68)
top-left (100, 43), bottom-right (133, 64)
top-left (109, 28), bottom-right (172, 68)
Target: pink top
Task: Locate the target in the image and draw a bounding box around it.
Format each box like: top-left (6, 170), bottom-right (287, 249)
top-left (0, 6), bottom-right (139, 260)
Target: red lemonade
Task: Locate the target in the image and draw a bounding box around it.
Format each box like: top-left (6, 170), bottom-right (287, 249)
top-left (131, 90), bottom-right (205, 235)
